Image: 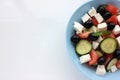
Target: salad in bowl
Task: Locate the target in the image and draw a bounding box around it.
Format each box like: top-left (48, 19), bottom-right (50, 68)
top-left (70, 2), bottom-right (120, 76)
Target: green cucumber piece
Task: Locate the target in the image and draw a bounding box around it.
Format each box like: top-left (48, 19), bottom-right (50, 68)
top-left (96, 51), bottom-right (103, 57)
top-left (106, 58), bottom-right (118, 71)
top-left (100, 38), bottom-right (117, 54)
top-left (76, 40), bottom-right (92, 55)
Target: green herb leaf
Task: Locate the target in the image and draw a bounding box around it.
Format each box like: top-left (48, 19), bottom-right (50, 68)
top-left (92, 31), bottom-right (112, 36)
top-left (102, 31), bottom-right (111, 35)
top-left (92, 32), bottom-right (102, 36)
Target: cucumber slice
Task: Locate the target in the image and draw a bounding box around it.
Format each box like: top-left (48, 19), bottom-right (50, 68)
top-left (96, 51), bottom-right (103, 57)
top-left (100, 38), bottom-right (117, 54)
top-left (106, 58), bottom-right (118, 71)
top-left (76, 40), bottom-right (92, 55)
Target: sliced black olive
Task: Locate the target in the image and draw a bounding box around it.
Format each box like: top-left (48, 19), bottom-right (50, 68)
top-left (98, 56), bottom-right (106, 65)
top-left (114, 49), bottom-right (120, 59)
top-left (84, 20), bottom-right (93, 28)
top-left (103, 11), bottom-right (112, 20)
top-left (97, 4), bottom-right (107, 15)
top-left (88, 33), bottom-right (99, 41)
top-left (107, 22), bottom-right (115, 30)
top-left (71, 35), bottom-right (80, 44)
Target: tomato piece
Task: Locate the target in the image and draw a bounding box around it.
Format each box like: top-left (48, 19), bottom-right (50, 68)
top-left (89, 49), bottom-right (99, 65)
top-left (107, 15), bottom-right (118, 25)
top-left (92, 17), bottom-right (98, 26)
top-left (106, 4), bottom-right (119, 15)
top-left (102, 33), bottom-right (115, 38)
top-left (79, 32), bottom-right (90, 39)
top-left (116, 60), bottom-right (120, 69)
top-left (104, 54), bottom-right (113, 67)
top-left (109, 33), bottom-right (115, 38)
top-left (115, 33), bottom-right (120, 38)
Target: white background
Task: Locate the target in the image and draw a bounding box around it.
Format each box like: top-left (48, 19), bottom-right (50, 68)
top-left (0, 0), bottom-right (89, 80)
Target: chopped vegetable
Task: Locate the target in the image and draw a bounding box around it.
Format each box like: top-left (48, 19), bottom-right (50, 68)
top-left (105, 54), bottom-right (113, 67)
top-left (107, 15), bottom-right (118, 25)
top-left (92, 17), bottom-right (98, 25)
top-left (96, 51), bottom-right (103, 57)
top-left (89, 49), bottom-right (99, 65)
top-left (100, 38), bottom-right (117, 54)
top-left (79, 32), bottom-right (90, 38)
top-left (106, 4), bottom-right (119, 15)
top-left (76, 40), bottom-right (92, 55)
top-left (106, 58), bottom-right (118, 71)
top-left (92, 31), bottom-right (111, 36)
top-left (116, 60), bottom-right (120, 69)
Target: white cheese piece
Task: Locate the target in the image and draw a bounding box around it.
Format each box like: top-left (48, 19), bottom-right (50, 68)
top-left (76, 31), bottom-right (81, 34)
top-left (97, 36), bottom-right (103, 43)
top-left (97, 22), bottom-right (107, 31)
top-left (96, 65), bottom-right (106, 76)
top-left (74, 21), bottom-right (84, 34)
top-left (92, 41), bottom-right (99, 49)
top-left (81, 13), bottom-right (91, 23)
top-left (110, 65), bottom-right (117, 72)
top-left (113, 25), bottom-right (120, 35)
top-left (80, 54), bottom-right (91, 64)
top-left (94, 13), bottom-right (104, 23)
top-left (117, 15), bottom-right (120, 24)
top-left (116, 36), bottom-right (120, 47)
top-left (88, 7), bottom-right (97, 17)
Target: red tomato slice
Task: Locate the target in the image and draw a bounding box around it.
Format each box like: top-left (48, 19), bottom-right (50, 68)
top-left (116, 60), bottom-right (120, 69)
top-left (89, 49), bottom-right (99, 65)
top-left (109, 33), bottom-right (116, 38)
top-left (104, 54), bottom-right (113, 67)
top-left (115, 33), bottom-right (120, 38)
top-left (102, 33), bottom-right (115, 38)
top-left (79, 32), bottom-right (90, 39)
top-left (106, 4), bottom-right (119, 15)
top-left (92, 17), bottom-right (98, 26)
top-left (107, 15), bottom-right (118, 25)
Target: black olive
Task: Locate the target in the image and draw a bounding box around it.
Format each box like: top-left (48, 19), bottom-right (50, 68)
top-left (98, 56), bottom-right (106, 65)
top-left (88, 33), bottom-right (99, 41)
top-left (97, 4), bottom-right (107, 15)
top-left (107, 22), bottom-right (115, 30)
top-left (71, 35), bottom-right (80, 44)
top-left (114, 49), bottom-right (120, 59)
top-left (84, 20), bottom-right (93, 28)
top-left (103, 11), bottom-right (112, 20)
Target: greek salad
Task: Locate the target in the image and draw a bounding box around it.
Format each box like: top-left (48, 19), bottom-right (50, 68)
top-left (71, 4), bottom-right (120, 75)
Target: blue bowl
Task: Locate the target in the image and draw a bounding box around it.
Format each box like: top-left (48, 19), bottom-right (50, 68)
top-left (66, 0), bottom-right (120, 80)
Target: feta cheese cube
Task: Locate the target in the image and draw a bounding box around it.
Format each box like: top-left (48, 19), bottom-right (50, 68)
top-left (113, 25), bottom-right (120, 35)
top-left (74, 21), bottom-right (84, 34)
top-left (96, 65), bottom-right (106, 76)
top-left (97, 36), bottom-right (103, 43)
top-left (97, 22), bottom-right (107, 31)
top-left (117, 15), bottom-right (120, 24)
top-left (76, 31), bottom-right (81, 34)
top-left (94, 13), bottom-right (104, 23)
top-left (81, 13), bottom-right (91, 23)
top-left (88, 7), bottom-right (97, 17)
top-left (116, 36), bottom-right (120, 47)
top-left (110, 65), bottom-right (117, 72)
top-left (92, 41), bottom-right (99, 49)
top-left (80, 54), bottom-right (91, 64)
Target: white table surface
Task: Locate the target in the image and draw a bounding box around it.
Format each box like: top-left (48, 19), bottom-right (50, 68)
top-left (0, 0), bottom-right (90, 80)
